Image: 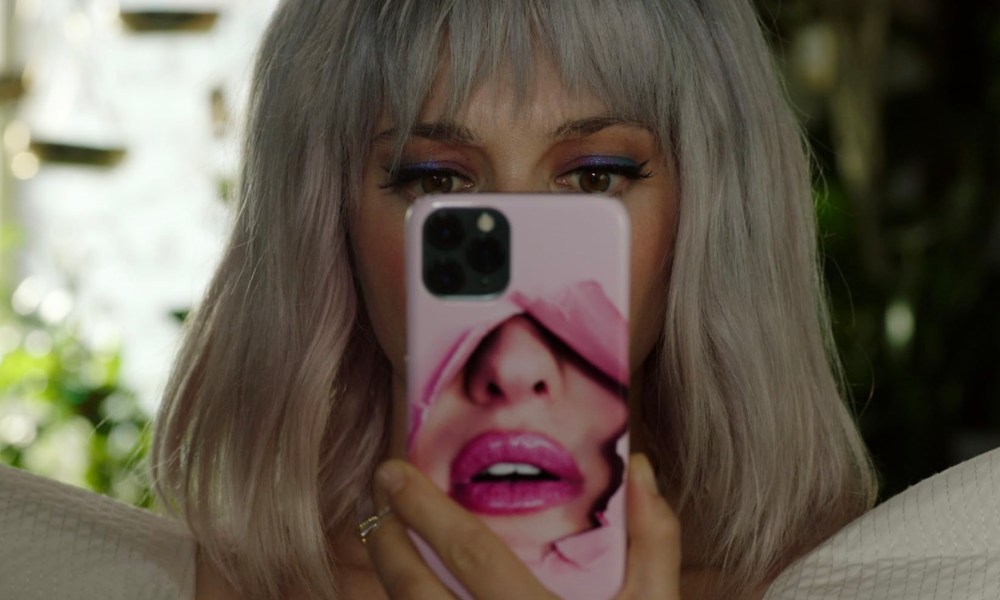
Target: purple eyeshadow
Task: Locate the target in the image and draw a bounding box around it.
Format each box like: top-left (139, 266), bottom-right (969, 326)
top-left (563, 156), bottom-right (639, 171)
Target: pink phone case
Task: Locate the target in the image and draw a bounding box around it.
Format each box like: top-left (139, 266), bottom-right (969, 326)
top-left (406, 194), bottom-right (630, 599)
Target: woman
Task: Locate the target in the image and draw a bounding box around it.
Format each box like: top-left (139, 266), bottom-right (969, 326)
top-left (151, 0), bottom-right (877, 598)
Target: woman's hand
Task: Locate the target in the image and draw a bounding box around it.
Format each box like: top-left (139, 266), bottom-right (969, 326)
top-left (364, 453), bottom-right (682, 599)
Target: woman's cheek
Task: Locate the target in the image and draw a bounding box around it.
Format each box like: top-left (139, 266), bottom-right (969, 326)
top-left (411, 400), bottom-right (467, 490)
top-left (351, 198), bottom-right (408, 372)
top-left (625, 160), bottom-right (678, 372)
top-left (570, 377), bottom-right (629, 441)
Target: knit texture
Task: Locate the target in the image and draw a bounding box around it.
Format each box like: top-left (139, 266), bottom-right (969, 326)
top-left (765, 447), bottom-right (1000, 599)
top-left (2, 448), bottom-right (998, 599)
top-left (0, 463), bottom-right (195, 600)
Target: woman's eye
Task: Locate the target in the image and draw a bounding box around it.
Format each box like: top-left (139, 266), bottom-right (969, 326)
top-left (380, 166), bottom-right (474, 198)
top-left (578, 170), bottom-right (613, 193)
top-left (418, 172), bottom-right (459, 194)
top-left (557, 160), bottom-right (652, 196)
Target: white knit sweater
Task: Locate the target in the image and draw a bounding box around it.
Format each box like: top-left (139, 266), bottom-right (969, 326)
top-left (0, 463), bottom-right (195, 600)
top-left (2, 448), bottom-right (998, 599)
top-left (763, 447), bottom-right (1000, 600)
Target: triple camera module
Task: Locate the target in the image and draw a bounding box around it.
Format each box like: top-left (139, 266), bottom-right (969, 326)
top-left (423, 208), bottom-right (510, 297)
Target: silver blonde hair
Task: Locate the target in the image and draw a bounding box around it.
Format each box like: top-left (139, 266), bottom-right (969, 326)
top-left (151, 1), bottom-right (877, 598)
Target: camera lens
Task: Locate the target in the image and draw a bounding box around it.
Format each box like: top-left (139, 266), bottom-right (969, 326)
top-left (425, 212), bottom-right (464, 251)
top-left (425, 259), bottom-right (465, 295)
top-left (466, 237), bottom-right (506, 274)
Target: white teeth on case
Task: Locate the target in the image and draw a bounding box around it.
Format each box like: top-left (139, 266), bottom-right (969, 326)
top-left (485, 463), bottom-right (541, 477)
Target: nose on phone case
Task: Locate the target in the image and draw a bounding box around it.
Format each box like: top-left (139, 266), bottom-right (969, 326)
top-left (406, 194), bottom-right (630, 600)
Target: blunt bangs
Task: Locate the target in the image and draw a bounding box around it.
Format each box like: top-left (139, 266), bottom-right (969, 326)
top-left (349, 1), bottom-right (675, 169)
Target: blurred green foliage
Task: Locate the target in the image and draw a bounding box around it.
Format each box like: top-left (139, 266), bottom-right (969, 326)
top-left (0, 311), bottom-right (153, 507)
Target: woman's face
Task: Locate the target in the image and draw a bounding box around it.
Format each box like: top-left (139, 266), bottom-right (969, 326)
top-left (409, 315), bottom-right (627, 552)
top-left (351, 57), bottom-right (677, 384)
top-left (352, 60), bottom-right (678, 392)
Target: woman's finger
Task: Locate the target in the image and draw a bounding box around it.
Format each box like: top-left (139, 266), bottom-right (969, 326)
top-left (364, 499), bottom-right (457, 599)
top-left (373, 459), bottom-right (557, 600)
top-left (617, 453), bottom-right (682, 600)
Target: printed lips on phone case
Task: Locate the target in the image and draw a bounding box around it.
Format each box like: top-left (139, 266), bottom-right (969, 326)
top-left (450, 430), bottom-right (585, 514)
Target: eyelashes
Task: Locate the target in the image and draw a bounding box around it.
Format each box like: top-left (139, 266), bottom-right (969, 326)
top-left (559, 156), bottom-right (651, 177)
top-left (378, 163), bottom-right (473, 196)
top-left (557, 159), bottom-right (652, 194)
top-left (379, 156), bottom-right (653, 199)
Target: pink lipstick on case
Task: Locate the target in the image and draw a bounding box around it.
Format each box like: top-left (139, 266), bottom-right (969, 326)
top-left (450, 430), bottom-right (584, 514)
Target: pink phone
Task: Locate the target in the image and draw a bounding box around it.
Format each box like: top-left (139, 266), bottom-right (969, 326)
top-left (406, 194), bottom-right (630, 599)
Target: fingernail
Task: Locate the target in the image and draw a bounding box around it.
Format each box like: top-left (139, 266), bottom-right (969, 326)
top-left (631, 453), bottom-right (659, 495)
top-left (376, 461), bottom-right (406, 494)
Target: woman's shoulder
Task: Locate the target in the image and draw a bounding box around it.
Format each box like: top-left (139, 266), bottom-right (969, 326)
top-left (0, 462), bottom-right (196, 600)
top-left (764, 447), bottom-right (1000, 599)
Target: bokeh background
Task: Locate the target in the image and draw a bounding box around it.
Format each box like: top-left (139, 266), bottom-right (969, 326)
top-left (0, 0), bottom-right (997, 506)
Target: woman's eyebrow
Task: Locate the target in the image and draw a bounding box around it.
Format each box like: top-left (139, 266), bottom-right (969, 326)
top-left (372, 116), bottom-right (650, 145)
top-left (373, 121), bottom-right (478, 145)
top-left (550, 116), bottom-right (650, 140)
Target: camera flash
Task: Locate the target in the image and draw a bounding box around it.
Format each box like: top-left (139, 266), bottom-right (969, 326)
top-left (477, 212), bottom-right (495, 233)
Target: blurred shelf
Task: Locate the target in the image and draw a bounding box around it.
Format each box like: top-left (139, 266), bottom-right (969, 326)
top-left (29, 140), bottom-right (127, 168)
top-left (119, 11), bottom-right (219, 33)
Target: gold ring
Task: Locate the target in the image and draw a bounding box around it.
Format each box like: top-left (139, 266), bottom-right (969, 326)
top-left (357, 506), bottom-right (393, 544)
